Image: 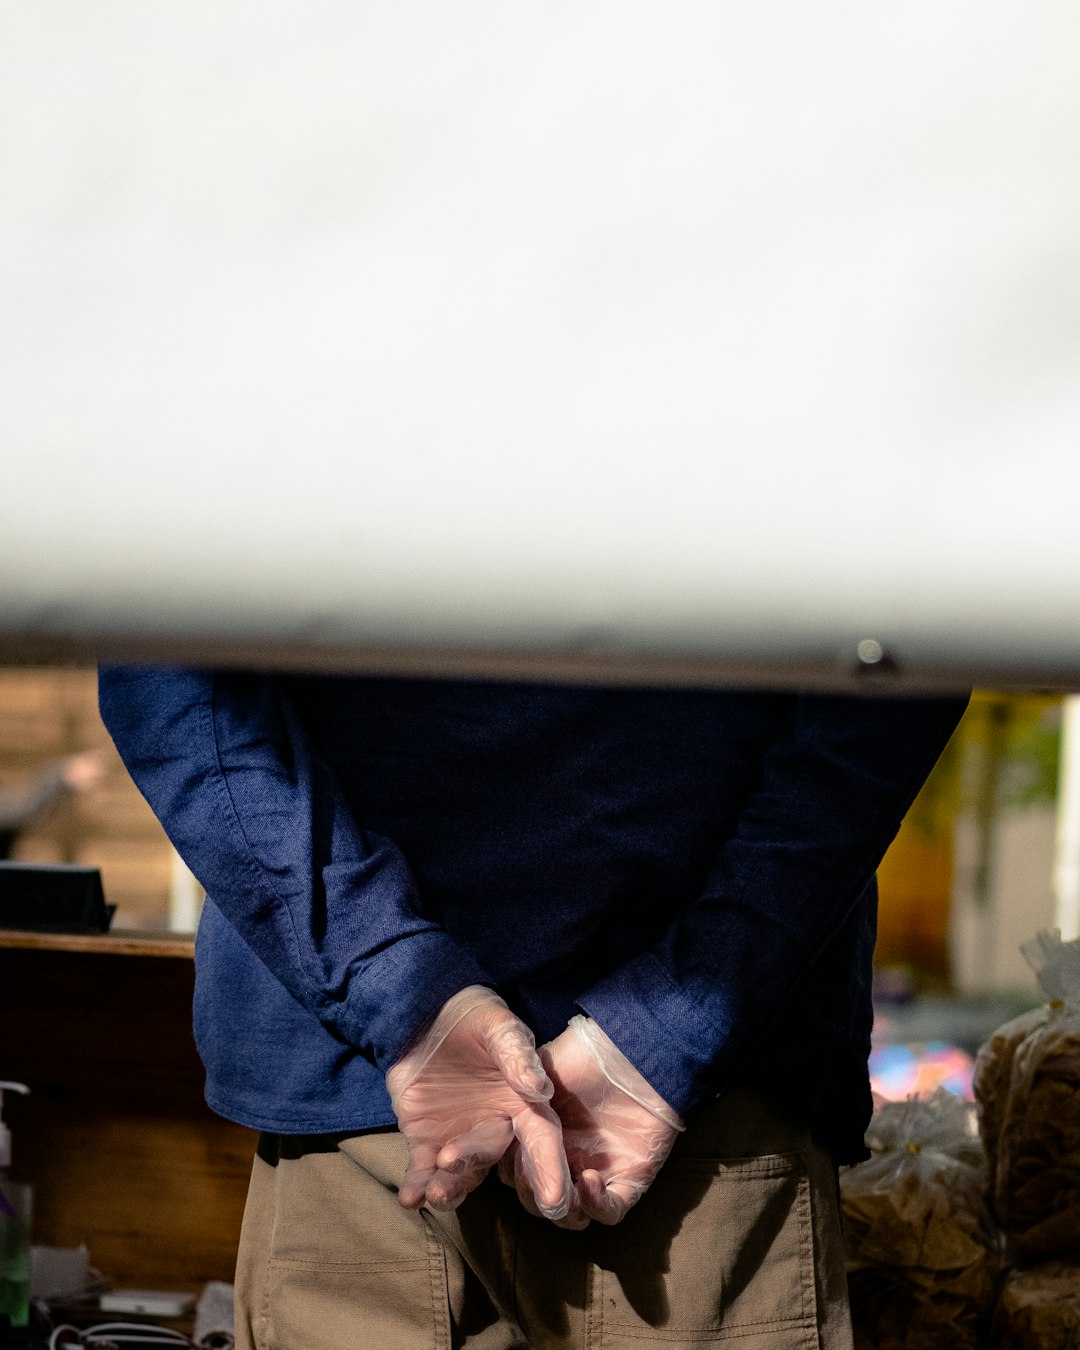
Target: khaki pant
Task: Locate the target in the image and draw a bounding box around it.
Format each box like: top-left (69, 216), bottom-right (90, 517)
top-left (235, 1089), bottom-right (853, 1350)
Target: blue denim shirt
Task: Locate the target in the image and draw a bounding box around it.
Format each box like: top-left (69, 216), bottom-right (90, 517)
top-left (98, 668), bottom-right (966, 1162)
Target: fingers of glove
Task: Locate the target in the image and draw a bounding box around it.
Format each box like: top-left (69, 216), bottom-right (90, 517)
top-left (435, 1115), bottom-right (515, 1177)
top-left (398, 1140), bottom-right (440, 1210)
top-left (502, 1142), bottom-right (549, 1220)
top-left (401, 1116), bottom-right (515, 1214)
top-left (549, 1186), bottom-right (591, 1231)
top-left (575, 1168), bottom-right (644, 1226)
top-left (484, 1015), bottom-right (552, 1102)
top-left (511, 1099), bottom-right (573, 1222)
top-left (424, 1159), bottom-right (490, 1212)
top-left (496, 1146), bottom-right (518, 1192)
top-left (501, 1138), bottom-right (591, 1229)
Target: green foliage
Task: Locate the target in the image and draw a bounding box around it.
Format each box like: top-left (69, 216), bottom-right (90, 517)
top-left (997, 702), bottom-right (1063, 808)
top-left (905, 692), bottom-right (1062, 840)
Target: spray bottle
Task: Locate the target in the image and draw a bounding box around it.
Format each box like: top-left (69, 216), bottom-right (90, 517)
top-left (0, 1082), bottom-right (32, 1327)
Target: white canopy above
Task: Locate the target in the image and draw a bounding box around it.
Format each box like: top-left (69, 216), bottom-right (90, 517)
top-left (3, 3), bottom-right (1079, 689)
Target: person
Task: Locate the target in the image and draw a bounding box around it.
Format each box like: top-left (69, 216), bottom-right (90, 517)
top-left (0, 750), bottom-right (107, 860)
top-left (98, 666), bottom-right (967, 1349)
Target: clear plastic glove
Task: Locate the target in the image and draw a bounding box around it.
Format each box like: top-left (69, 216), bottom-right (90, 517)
top-left (500, 1014), bottom-right (684, 1229)
top-left (386, 985), bottom-right (572, 1220)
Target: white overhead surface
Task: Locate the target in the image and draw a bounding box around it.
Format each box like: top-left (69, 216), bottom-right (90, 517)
top-left (2, 3), bottom-right (1080, 688)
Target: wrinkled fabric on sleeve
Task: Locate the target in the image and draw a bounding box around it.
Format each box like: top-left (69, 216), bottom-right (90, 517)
top-left (578, 693), bottom-right (967, 1120)
top-left (98, 665), bottom-right (491, 1071)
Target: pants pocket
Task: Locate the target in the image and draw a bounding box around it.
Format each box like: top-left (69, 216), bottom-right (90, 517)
top-left (585, 1151), bottom-right (818, 1349)
top-left (258, 1135), bottom-right (452, 1350)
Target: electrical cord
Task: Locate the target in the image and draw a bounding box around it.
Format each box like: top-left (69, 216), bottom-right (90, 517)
top-left (47, 1324), bottom-right (232, 1350)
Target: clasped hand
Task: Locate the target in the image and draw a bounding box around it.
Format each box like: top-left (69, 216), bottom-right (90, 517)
top-left (387, 987), bottom-right (682, 1228)
top-left (500, 1013), bottom-right (683, 1229)
top-left (386, 986), bottom-right (573, 1220)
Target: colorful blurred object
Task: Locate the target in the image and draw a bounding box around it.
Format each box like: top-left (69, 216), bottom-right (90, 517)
top-left (868, 1040), bottom-right (975, 1101)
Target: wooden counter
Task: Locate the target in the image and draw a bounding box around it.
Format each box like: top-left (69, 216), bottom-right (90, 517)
top-left (0, 928), bottom-right (195, 958)
top-left (0, 929), bottom-right (254, 1292)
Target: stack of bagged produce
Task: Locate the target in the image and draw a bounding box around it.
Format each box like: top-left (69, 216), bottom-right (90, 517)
top-left (992, 1263), bottom-right (1080, 1349)
top-left (840, 1088), bottom-right (1000, 1349)
top-left (973, 929), bottom-right (1080, 1349)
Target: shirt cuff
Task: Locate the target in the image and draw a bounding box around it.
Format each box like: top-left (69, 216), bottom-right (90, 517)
top-left (577, 951), bottom-right (733, 1120)
top-left (338, 928), bottom-right (494, 1073)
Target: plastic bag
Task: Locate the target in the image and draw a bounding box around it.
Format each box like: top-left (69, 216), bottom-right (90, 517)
top-left (841, 1089), bottom-right (999, 1350)
top-left (991, 1260), bottom-right (1080, 1350)
top-left (995, 1006), bottom-right (1080, 1256)
top-left (974, 930), bottom-right (1080, 1257)
top-left (974, 930), bottom-right (1080, 1166)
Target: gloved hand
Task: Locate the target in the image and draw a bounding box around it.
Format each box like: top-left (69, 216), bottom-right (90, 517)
top-left (500, 1014), bottom-right (683, 1229)
top-left (386, 985), bottom-right (572, 1220)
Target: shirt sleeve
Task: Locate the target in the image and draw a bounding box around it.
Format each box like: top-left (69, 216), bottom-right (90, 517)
top-left (577, 691), bottom-right (969, 1119)
top-left (97, 664), bottom-right (492, 1071)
